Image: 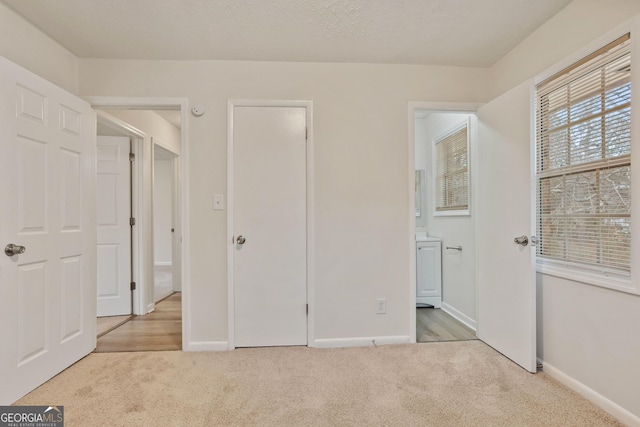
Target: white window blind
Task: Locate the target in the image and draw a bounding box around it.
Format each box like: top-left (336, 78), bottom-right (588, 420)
top-left (536, 34), bottom-right (631, 273)
top-left (435, 122), bottom-right (469, 212)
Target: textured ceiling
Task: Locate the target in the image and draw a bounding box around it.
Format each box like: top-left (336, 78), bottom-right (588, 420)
top-left (2, 0), bottom-right (571, 67)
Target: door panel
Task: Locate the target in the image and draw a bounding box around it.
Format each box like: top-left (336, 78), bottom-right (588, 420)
top-left (476, 81), bottom-right (536, 372)
top-left (96, 136), bottom-right (131, 316)
top-left (233, 106), bottom-right (307, 347)
top-left (61, 256), bottom-right (83, 341)
top-left (0, 55), bottom-right (96, 404)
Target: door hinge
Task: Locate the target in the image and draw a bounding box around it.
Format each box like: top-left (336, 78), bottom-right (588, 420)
top-left (306, 304), bottom-right (308, 315)
top-left (305, 128), bottom-right (308, 140)
top-left (130, 282), bottom-right (136, 291)
top-left (129, 153), bottom-right (135, 162)
top-left (130, 217), bottom-right (136, 227)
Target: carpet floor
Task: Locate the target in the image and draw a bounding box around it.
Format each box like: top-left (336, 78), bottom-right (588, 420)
top-left (15, 341), bottom-right (621, 426)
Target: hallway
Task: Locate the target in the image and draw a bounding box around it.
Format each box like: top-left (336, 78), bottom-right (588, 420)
top-left (95, 293), bottom-right (182, 352)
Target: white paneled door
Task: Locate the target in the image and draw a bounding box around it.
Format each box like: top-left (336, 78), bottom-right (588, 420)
top-left (476, 81), bottom-right (536, 373)
top-left (232, 105), bottom-right (307, 347)
top-left (96, 136), bottom-right (131, 316)
top-left (0, 56), bottom-right (97, 404)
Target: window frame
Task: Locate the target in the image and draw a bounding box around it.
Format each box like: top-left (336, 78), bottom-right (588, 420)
top-left (532, 19), bottom-right (640, 295)
top-left (432, 118), bottom-right (471, 217)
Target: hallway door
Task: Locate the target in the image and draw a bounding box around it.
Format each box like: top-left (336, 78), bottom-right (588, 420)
top-left (96, 136), bottom-right (132, 316)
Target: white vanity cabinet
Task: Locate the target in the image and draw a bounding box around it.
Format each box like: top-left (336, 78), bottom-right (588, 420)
top-left (416, 239), bottom-right (442, 308)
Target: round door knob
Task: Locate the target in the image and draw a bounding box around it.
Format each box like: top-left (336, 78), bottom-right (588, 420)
top-left (5, 244), bottom-right (26, 256)
top-left (513, 235), bottom-right (529, 246)
top-left (236, 235), bottom-right (246, 245)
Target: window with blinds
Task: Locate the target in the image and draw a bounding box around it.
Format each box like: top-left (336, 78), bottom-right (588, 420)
top-left (535, 34), bottom-right (631, 273)
top-left (435, 121), bottom-right (469, 213)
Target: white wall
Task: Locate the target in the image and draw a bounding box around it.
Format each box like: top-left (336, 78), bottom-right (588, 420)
top-left (487, 0), bottom-right (640, 421)
top-left (415, 113), bottom-right (476, 324)
top-left (79, 59), bottom-right (490, 345)
top-left (490, 0), bottom-right (640, 99)
top-left (104, 110), bottom-right (181, 155)
top-left (153, 159), bottom-right (173, 265)
top-left (414, 115), bottom-right (429, 231)
top-left (0, 2), bottom-right (78, 94)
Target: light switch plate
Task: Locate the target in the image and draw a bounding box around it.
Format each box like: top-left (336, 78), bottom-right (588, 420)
top-left (213, 194), bottom-right (224, 210)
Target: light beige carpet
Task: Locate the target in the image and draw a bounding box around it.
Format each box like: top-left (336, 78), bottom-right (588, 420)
top-left (15, 341), bottom-right (621, 426)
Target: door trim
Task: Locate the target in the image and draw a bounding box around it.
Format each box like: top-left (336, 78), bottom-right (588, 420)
top-left (85, 97), bottom-right (190, 350)
top-left (227, 100), bottom-right (314, 350)
top-left (407, 101), bottom-right (482, 343)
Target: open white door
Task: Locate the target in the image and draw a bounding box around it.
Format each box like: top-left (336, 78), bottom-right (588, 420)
top-left (231, 105), bottom-right (307, 348)
top-left (476, 81), bottom-right (537, 373)
top-left (97, 136), bottom-right (131, 316)
top-left (0, 56), bottom-right (96, 404)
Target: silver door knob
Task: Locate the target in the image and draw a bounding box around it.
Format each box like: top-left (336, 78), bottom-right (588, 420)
top-left (236, 235), bottom-right (246, 245)
top-left (514, 235), bottom-right (529, 246)
top-left (5, 244), bottom-right (26, 256)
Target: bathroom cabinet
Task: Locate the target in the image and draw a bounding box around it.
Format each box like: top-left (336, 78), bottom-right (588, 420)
top-left (416, 239), bottom-right (442, 308)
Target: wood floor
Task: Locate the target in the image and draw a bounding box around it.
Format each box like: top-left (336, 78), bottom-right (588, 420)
top-left (95, 293), bottom-right (182, 352)
top-left (417, 307), bottom-right (477, 343)
top-left (96, 315), bottom-right (132, 337)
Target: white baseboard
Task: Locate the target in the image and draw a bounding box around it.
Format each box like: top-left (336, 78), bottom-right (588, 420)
top-left (311, 335), bottom-right (411, 349)
top-left (441, 302), bottom-right (476, 331)
top-left (542, 361), bottom-right (640, 426)
top-left (184, 341), bottom-right (229, 352)
top-left (154, 262), bottom-right (172, 267)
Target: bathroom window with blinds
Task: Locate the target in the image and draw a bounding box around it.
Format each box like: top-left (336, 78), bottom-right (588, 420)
top-left (435, 121), bottom-right (469, 214)
top-left (535, 34), bottom-right (631, 273)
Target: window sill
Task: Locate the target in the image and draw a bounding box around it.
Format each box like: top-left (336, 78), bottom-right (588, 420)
top-left (536, 258), bottom-right (638, 295)
top-left (433, 209), bottom-right (470, 217)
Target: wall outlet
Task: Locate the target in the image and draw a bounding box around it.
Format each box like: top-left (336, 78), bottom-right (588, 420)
top-left (376, 298), bottom-right (387, 314)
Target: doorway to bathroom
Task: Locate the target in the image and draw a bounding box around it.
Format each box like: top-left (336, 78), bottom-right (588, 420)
top-left (413, 107), bottom-right (478, 343)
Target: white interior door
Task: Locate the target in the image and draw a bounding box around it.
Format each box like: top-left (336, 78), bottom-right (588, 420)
top-left (232, 105), bottom-right (307, 347)
top-left (476, 81), bottom-right (536, 372)
top-left (96, 136), bottom-right (131, 316)
top-left (0, 56), bottom-right (96, 404)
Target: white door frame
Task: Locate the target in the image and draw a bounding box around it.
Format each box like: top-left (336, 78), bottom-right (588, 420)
top-left (407, 101), bottom-right (482, 342)
top-left (85, 97), bottom-right (190, 350)
top-left (227, 100), bottom-right (314, 350)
